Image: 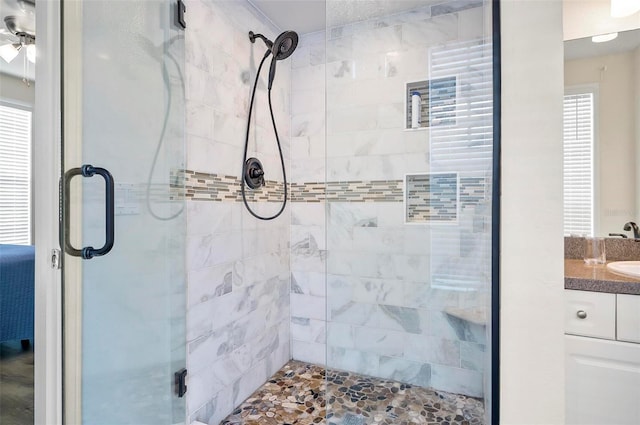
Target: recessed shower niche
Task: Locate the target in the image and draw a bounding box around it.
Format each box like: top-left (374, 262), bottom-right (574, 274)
top-left (405, 172), bottom-right (460, 224)
top-left (405, 76), bottom-right (458, 130)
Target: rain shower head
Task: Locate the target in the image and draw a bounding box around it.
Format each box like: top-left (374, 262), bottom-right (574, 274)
top-left (248, 30), bottom-right (299, 90)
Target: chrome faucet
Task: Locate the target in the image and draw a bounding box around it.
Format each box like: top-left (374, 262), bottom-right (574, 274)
top-left (623, 221), bottom-right (640, 239)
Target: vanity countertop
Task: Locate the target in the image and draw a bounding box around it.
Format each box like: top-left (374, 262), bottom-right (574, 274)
top-left (565, 259), bottom-right (640, 295)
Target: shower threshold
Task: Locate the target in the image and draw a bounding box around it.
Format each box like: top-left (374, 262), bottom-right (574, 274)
top-left (221, 360), bottom-right (484, 425)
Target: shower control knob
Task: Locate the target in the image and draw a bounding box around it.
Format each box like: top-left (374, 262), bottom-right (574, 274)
top-left (250, 169), bottom-right (264, 178)
top-left (576, 310), bottom-right (587, 319)
top-left (244, 157), bottom-right (265, 189)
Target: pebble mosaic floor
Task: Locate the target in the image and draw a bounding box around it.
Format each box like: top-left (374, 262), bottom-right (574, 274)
top-left (221, 360), bottom-right (485, 425)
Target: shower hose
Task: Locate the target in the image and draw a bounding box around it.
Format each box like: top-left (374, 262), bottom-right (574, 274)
top-left (241, 51), bottom-right (288, 221)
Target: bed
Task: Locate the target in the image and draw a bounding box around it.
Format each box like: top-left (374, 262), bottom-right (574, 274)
top-left (0, 244), bottom-right (35, 346)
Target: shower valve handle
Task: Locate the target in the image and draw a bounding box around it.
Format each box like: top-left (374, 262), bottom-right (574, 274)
top-left (250, 169), bottom-right (264, 178)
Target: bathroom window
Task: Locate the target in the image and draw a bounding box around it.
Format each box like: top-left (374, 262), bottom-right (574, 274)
top-left (563, 89), bottom-right (595, 237)
top-left (0, 102), bottom-right (32, 245)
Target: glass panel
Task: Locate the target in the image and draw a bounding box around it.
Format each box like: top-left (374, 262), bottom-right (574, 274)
top-left (324, 1), bottom-right (493, 423)
top-left (62, 1), bottom-right (186, 423)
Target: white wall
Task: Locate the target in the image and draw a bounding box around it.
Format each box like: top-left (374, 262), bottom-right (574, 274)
top-left (501, 1), bottom-right (566, 423)
top-left (565, 52), bottom-right (637, 236)
top-left (564, 0), bottom-right (640, 40)
top-left (0, 73), bottom-right (34, 105)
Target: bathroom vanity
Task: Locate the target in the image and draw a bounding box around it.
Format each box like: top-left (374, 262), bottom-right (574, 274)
top-left (564, 259), bottom-right (640, 425)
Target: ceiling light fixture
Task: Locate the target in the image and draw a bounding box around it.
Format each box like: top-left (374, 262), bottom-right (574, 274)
top-left (0, 42), bottom-right (21, 63)
top-left (592, 32), bottom-right (619, 43)
top-left (611, 0), bottom-right (640, 17)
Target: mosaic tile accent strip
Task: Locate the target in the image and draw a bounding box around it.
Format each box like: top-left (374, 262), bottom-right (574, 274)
top-left (406, 173), bottom-right (458, 223)
top-left (177, 170), bottom-right (489, 208)
top-left (221, 360), bottom-right (485, 425)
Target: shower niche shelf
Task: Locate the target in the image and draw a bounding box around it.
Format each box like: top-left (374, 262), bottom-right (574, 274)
top-left (404, 172), bottom-right (459, 225)
top-left (404, 76), bottom-right (458, 131)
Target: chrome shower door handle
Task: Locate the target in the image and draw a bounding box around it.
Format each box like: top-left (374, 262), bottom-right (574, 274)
top-left (64, 164), bottom-right (115, 260)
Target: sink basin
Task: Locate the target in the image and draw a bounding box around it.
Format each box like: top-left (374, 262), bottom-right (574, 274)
top-left (606, 261), bottom-right (640, 279)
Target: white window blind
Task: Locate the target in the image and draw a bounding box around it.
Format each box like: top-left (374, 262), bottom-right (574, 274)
top-left (428, 39), bottom-right (493, 292)
top-left (0, 103), bottom-right (32, 245)
top-left (563, 92), bottom-right (594, 237)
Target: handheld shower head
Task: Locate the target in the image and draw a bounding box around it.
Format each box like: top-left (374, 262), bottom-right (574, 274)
top-left (272, 31), bottom-right (298, 60)
top-left (248, 30), bottom-right (298, 90)
top-left (268, 31), bottom-right (298, 90)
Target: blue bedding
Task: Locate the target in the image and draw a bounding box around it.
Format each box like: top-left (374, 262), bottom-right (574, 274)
top-left (0, 244), bottom-right (35, 344)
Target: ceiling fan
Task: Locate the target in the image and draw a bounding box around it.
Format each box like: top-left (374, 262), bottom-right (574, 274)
top-left (0, 0), bottom-right (36, 64)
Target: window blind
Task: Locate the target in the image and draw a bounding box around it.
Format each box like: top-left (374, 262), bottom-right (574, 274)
top-left (563, 92), bottom-right (594, 237)
top-left (427, 39), bottom-right (493, 292)
top-left (0, 103), bottom-right (32, 245)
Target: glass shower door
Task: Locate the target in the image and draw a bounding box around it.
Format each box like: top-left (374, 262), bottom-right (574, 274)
top-left (61, 1), bottom-right (186, 423)
top-left (324, 1), bottom-right (494, 424)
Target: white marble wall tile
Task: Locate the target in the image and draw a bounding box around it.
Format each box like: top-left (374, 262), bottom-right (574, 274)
top-left (326, 36), bottom-right (353, 63)
top-left (329, 300), bottom-right (378, 327)
top-left (327, 129), bottom-right (407, 158)
top-left (291, 293), bottom-right (326, 321)
top-left (290, 157), bottom-right (326, 183)
top-left (404, 335), bottom-right (461, 367)
top-left (352, 227), bottom-right (405, 254)
top-left (291, 44), bottom-right (311, 69)
top-left (326, 322), bottom-right (355, 349)
top-left (352, 25), bottom-right (403, 57)
top-left (327, 106), bottom-right (379, 134)
top-left (377, 102), bottom-right (404, 129)
top-left (292, 63), bottom-right (326, 91)
top-left (377, 305), bottom-right (429, 334)
top-left (290, 239), bottom-right (326, 274)
top-left (326, 78), bottom-right (405, 108)
top-left (188, 262), bottom-right (234, 309)
top-left (403, 284), bottom-right (460, 310)
top-left (378, 356), bottom-right (431, 387)
top-left (431, 364), bottom-right (483, 398)
top-left (292, 340), bottom-right (327, 365)
top-left (291, 271), bottom-right (326, 298)
top-left (185, 0), bottom-right (291, 421)
top-left (186, 202), bottom-right (238, 236)
top-left (291, 203), bottom-right (326, 226)
top-left (291, 224), bottom-right (326, 251)
top-left (353, 327), bottom-right (405, 357)
top-left (460, 341), bottom-right (485, 371)
top-left (401, 15), bottom-right (459, 49)
top-left (352, 278), bottom-right (404, 306)
top-left (291, 317), bottom-right (326, 344)
top-left (328, 347), bottom-right (379, 376)
top-left (232, 359), bottom-right (270, 407)
top-left (186, 101), bottom-right (215, 140)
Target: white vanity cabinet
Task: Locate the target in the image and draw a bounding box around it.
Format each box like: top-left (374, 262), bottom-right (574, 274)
top-left (565, 290), bottom-right (640, 425)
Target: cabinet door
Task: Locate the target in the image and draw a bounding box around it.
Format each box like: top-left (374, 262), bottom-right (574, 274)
top-left (565, 290), bottom-right (616, 339)
top-left (618, 294), bottom-right (640, 343)
top-left (566, 335), bottom-right (640, 425)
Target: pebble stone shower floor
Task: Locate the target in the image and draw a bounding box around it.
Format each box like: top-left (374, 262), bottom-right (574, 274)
top-left (221, 360), bottom-right (485, 425)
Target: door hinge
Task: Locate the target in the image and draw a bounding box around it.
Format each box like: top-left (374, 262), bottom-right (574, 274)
top-left (51, 249), bottom-right (61, 270)
top-left (175, 368), bottom-right (187, 398)
top-left (176, 0), bottom-right (186, 29)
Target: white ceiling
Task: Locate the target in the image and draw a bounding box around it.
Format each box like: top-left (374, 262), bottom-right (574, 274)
top-left (249, 0), bottom-right (439, 34)
top-left (565, 27), bottom-right (640, 60)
